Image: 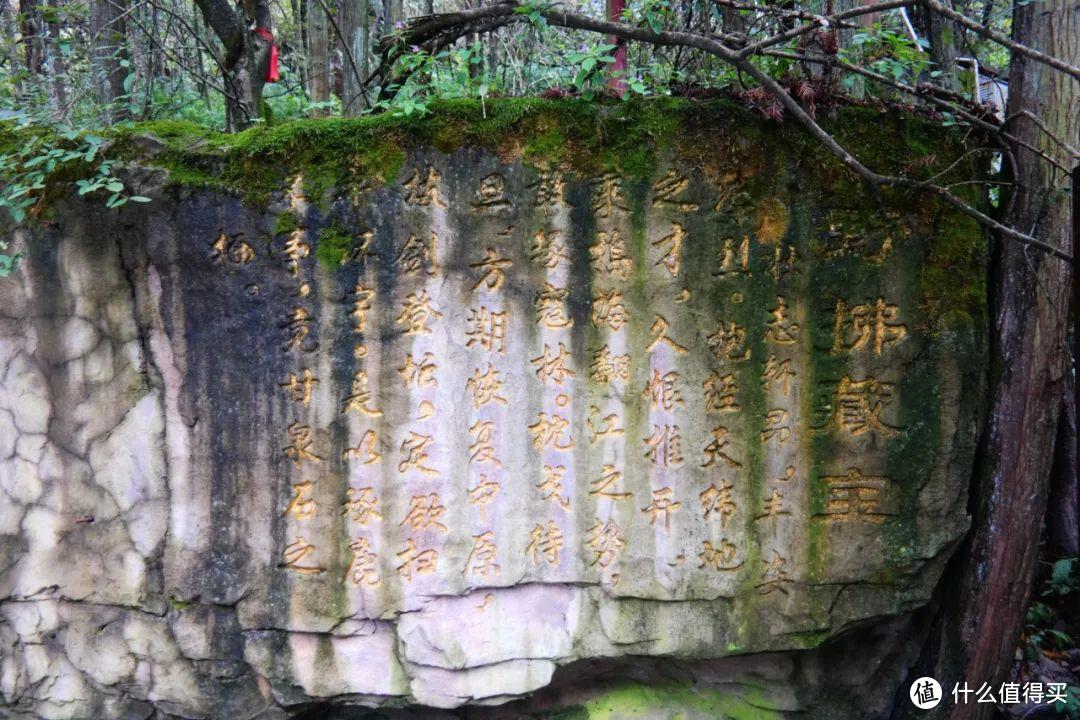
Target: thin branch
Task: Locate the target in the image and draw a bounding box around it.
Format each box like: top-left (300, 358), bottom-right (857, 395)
top-left (734, 0), bottom-right (1080, 84)
top-left (738, 0), bottom-right (918, 58)
top-left (545, 7), bottom-right (1071, 259)
top-left (384, 2), bottom-right (519, 53)
top-left (946, 179), bottom-right (1012, 188)
top-left (125, 0), bottom-right (225, 74)
top-left (377, 15), bottom-right (514, 102)
top-left (920, 146), bottom-right (996, 185)
top-left (713, 0), bottom-right (852, 25)
top-left (923, 0), bottom-right (1080, 81)
top-left (1002, 109), bottom-right (1080, 158)
top-left (124, 5), bottom-right (234, 100)
top-left (768, 50), bottom-right (1073, 175)
top-left (379, 2), bottom-right (1072, 261)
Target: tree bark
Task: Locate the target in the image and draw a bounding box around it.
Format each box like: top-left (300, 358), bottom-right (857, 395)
top-left (140, 2), bottom-right (160, 119)
top-left (90, 0), bottom-right (130, 122)
top-left (939, 1), bottom-right (1077, 717)
top-left (925, 10), bottom-right (962, 93)
top-left (19, 0), bottom-right (46, 101)
top-left (193, 0), bottom-right (273, 129)
top-left (43, 0), bottom-right (70, 120)
top-left (719, 3), bottom-right (746, 35)
top-left (382, 0), bottom-right (402, 38)
top-left (607, 0), bottom-right (627, 95)
top-left (1046, 381), bottom-right (1078, 557)
top-left (341, 0), bottom-right (371, 115)
top-left (307, 0), bottom-right (331, 115)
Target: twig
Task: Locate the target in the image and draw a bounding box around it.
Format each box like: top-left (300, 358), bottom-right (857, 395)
top-left (738, 0), bottom-right (918, 58)
top-left (1002, 109), bottom-right (1080, 158)
top-left (124, 6), bottom-right (234, 100)
top-left (377, 1), bottom-right (1072, 261)
top-left (769, 50), bottom-right (1073, 175)
top-left (923, 0), bottom-right (1080, 81)
top-left (122, 0), bottom-right (226, 74)
top-left (713, 0), bottom-right (854, 25)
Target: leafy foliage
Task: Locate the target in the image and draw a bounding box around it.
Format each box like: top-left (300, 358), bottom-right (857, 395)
top-left (0, 124), bottom-right (148, 274)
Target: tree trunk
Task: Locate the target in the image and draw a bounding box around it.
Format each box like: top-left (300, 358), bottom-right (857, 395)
top-left (43, 0), bottom-right (70, 121)
top-left (606, 0), bottom-right (627, 95)
top-left (1046, 381), bottom-right (1078, 557)
top-left (307, 0), bottom-right (331, 115)
top-left (193, 0), bottom-right (272, 130)
top-left (919, 2), bottom-right (1077, 719)
top-left (226, 42), bottom-right (272, 131)
top-left (382, 0), bottom-right (402, 35)
top-left (830, 0), bottom-right (879, 99)
top-left (340, 0), bottom-right (371, 115)
top-left (19, 0), bottom-right (46, 112)
top-left (140, 2), bottom-right (160, 119)
top-left (90, 0), bottom-right (130, 122)
top-left (194, 11), bottom-right (211, 109)
top-left (912, 5), bottom-right (962, 93)
top-left (719, 4), bottom-right (746, 35)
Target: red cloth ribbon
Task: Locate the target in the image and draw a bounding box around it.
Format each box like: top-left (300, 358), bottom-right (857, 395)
top-left (252, 27), bottom-right (279, 82)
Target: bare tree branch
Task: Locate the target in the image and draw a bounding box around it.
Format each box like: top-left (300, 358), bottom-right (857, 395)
top-left (125, 3), bottom-right (234, 99)
top-left (712, 0), bottom-right (857, 26)
top-left (1003, 109), bottom-right (1080, 158)
top-left (738, 0), bottom-right (918, 58)
top-left (769, 49), bottom-right (1074, 175)
top-left (727, 51), bottom-right (1070, 260)
top-left (377, 1), bottom-right (1073, 261)
top-left (923, 0), bottom-right (1080, 81)
top-left (129, 0), bottom-right (225, 74)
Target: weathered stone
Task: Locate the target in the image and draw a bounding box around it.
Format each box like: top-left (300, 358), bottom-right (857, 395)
top-left (0, 103), bottom-right (987, 719)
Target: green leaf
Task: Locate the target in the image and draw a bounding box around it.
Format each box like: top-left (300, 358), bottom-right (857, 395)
top-left (1051, 558), bottom-right (1074, 581)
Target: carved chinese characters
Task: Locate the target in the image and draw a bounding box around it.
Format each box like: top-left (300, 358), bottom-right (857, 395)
top-left (0, 106), bottom-right (993, 720)
top-left (259, 156), bottom-right (921, 616)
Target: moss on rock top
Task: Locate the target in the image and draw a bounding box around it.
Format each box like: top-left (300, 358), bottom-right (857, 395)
top-left (95, 98), bottom-right (975, 204)
top-left (1, 97), bottom-right (988, 329)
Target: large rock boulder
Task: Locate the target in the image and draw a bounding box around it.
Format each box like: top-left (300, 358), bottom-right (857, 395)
top-left (0, 100), bottom-right (987, 719)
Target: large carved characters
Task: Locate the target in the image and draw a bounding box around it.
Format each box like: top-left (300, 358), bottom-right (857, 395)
top-left (267, 161), bottom-right (914, 604)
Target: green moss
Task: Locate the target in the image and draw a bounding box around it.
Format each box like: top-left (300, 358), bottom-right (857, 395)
top-left (106, 99), bottom-right (762, 204)
top-left (783, 629), bottom-right (831, 649)
top-left (116, 119), bottom-right (234, 150)
top-left (523, 124), bottom-right (570, 168)
top-left (315, 225), bottom-right (354, 267)
top-left (300, 162), bottom-right (341, 205)
top-left (4, 98), bottom-right (985, 220)
top-left (920, 209), bottom-right (987, 330)
top-left (274, 211), bottom-right (301, 236)
top-left (557, 683), bottom-right (782, 720)
top-left (167, 595), bottom-right (195, 611)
